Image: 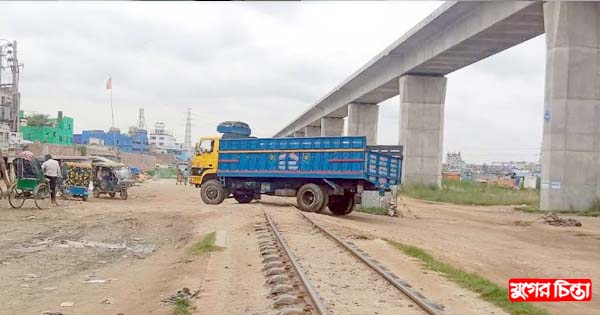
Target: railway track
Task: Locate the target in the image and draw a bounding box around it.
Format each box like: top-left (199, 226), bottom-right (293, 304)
top-left (256, 207), bottom-right (445, 315)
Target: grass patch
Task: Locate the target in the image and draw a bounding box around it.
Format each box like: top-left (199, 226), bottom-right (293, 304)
top-left (514, 199), bottom-right (600, 217)
top-left (356, 206), bottom-right (388, 216)
top-left (402, 179), bottom-right (539, 206)
top-left (386, 240), bottom-right (548, 315)
top-left (173, 297), bottom-right (192, 315)
top-left (186, 232), bottom-right (220, 256)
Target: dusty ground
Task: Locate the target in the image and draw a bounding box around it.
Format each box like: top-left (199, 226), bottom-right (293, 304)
top-left (0, 180), bottom-right (595, 315)
top-left (0, 180), bottom-right (272, 315)
top-left (281, 197), bottom-right (600, 315)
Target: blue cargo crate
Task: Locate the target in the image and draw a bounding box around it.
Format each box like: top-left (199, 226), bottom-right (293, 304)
top-left (217, 136), bottom-right (402, 189)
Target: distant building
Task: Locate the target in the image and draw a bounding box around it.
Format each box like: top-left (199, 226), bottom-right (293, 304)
top-left (74, 127), bottom-right (149, 153)
top-left (446, 152), bottom-right (465, 171)
top-left (148, 122), bottom-right (178, 154)
top-left (148, 122), bottom-right (188, 161)
top-left (19, 111), bottom-right (74, 145)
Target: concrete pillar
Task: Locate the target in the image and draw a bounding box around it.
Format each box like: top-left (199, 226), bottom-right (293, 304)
top-left (321, 117), bottom-right (344, 136)
top-left (304, 125), bottom-right (321, 137)
top-left (347, 103), bottom-right (378, 144)
top-left (541, 2), bottom-right (600, 210)
top-left (398, 75), bottom-right (447, 188)
top-left (293, 131), bottom-right (305, 138)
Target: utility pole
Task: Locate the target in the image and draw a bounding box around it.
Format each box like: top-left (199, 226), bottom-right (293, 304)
top-left (0, 40), bottom-right (22, 132)
top-left (10, 41), bottom-right (19, 132)
top-left (185, 108), bottom-right (192, 152)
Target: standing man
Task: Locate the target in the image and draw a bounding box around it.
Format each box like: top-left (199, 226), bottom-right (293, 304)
top-left (183, 167), bottom-right (189, 186)
top-left (41, 154), bottom-right (60, 205)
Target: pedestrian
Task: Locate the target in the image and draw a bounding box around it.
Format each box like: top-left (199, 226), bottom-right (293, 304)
top-left (41, 154), bottom-right (61, 205)
top-left (176, 168), bottom-right (183, 185)
top-left (183, 168), bottom-right (189, 186)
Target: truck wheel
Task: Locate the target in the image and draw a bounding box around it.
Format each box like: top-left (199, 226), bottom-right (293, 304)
top-left (328, 193), bottom-right (355, 215)
top-left (233, 192), bottom-right (253, 204)
top-left (201, 179), bottom-right (226, 205)
top-left (316, 192), bottom-right (329, 214)
top-left (297, 183), bottom-right (325, 212)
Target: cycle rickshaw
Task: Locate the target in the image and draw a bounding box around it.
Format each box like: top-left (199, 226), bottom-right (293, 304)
top-left (8, 152), bottom-right (53, 209)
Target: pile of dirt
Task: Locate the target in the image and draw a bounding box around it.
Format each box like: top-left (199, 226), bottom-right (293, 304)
top-left (542, 213), bottom-right (582, 227)
top-left (135, 173), bottom-right (152, 183)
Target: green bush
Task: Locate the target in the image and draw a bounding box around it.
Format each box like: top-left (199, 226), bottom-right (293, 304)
top-left (402, 179), bottom-right (539, 206)
top-left (147, 167), bottom-right (177, 179)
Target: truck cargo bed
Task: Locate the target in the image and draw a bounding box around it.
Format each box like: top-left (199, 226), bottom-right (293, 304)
top-left (217, 136), bottom-right (402, 189)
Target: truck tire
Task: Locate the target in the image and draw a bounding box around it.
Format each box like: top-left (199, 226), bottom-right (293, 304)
top-left (233, 191), bottom-right (253, 204)
top-left (297, 183), bottom-right (325, 212)
top-left (201, 179), bottom-right (226, 205)
top-left (316, 191), bottom-right (329, 214)
top-left (328, 193), bottom-right (355, 215)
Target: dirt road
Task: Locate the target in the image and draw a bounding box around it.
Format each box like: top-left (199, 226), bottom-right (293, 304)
top-left (0, 180), bottom-right (594, 314)
top-left (284, 197), bottom-right (600, 315)
top-left (0, 180), bottom-right (271, 315)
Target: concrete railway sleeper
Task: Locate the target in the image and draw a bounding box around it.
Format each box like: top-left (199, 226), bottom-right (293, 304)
top-left (254, 214), bottom-right (329, 315)
top-left (265, 208), bottom-right (445, 315)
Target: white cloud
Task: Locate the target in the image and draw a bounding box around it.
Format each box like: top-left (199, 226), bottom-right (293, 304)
top-left (1, 1), bottom-right (545, 163)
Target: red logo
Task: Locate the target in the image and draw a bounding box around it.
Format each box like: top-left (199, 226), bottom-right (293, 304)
top-left (509, 278), bottom-right (592, 302)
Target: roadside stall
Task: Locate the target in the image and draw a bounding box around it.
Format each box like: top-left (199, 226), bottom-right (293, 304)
top-left (60, 162), bottom-right (91, 201)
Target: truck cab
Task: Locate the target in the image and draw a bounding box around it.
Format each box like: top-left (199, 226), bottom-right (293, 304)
top-left (189, 136), bottom-right (220, 187)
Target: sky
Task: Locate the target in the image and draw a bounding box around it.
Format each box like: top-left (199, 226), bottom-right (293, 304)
top-left (0, 1), bottom-right (545, 163)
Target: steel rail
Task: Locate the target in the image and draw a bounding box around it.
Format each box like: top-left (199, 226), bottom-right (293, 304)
top-left (263, 211), bottom-right (330, 315)
top-left (296, 210), bottom-right (444, 315)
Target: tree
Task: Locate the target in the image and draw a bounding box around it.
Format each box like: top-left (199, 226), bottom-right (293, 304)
top-left (26, 114), bottom-right (52, 127)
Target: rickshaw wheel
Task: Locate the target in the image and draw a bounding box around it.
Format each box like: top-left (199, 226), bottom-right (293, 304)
top-left (8, 185), bottom-right (25, 209)
top-left (34, 183), bottom-right (52, 210)
top-left (120, 189), bottom-right (128, 200)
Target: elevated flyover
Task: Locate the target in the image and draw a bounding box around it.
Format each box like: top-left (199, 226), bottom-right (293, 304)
top-left (275, 1), bottom-right (600, 211)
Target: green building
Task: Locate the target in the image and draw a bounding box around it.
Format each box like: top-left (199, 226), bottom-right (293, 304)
top-left (19, 111), bottom-right (74, 145)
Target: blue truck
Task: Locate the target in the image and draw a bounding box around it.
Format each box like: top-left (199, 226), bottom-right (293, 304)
top-left (190, 135), bottom-right (402, 215)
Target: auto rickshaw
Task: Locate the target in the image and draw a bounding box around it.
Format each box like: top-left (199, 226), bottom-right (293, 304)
top-left (59, 162), bottom-right (91, 201)
top-left (8, 151), bottom-right (52, 209)
top-left (91, 159), bottom-right (134, 200)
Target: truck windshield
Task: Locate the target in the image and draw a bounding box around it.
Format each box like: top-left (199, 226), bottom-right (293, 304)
top-left (199, 139), bottom-right (214, 153)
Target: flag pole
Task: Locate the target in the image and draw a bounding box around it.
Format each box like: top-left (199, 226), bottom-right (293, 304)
top-left (110, 84), bottom-right (114, 128)
top-left (108, 77), bottom-right (116, 150)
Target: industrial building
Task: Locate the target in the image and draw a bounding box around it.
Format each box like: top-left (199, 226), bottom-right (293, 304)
top-left (73, 127), bottom-right (149, 153)
top-left (19, 111), bottom-right (74, 145)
